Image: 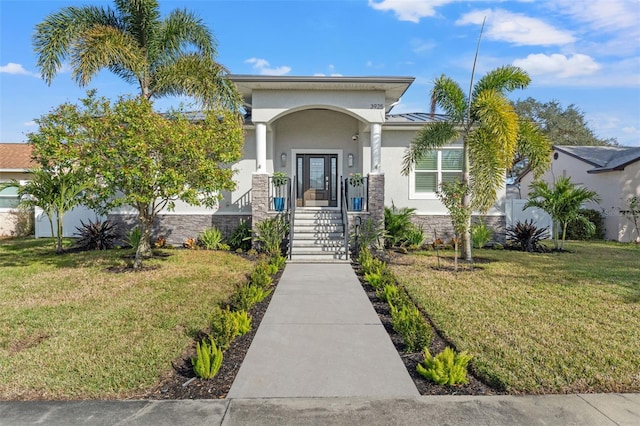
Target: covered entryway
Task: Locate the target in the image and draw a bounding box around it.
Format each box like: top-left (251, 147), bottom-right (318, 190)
top-left (296, 153), bottom-right (338, 208)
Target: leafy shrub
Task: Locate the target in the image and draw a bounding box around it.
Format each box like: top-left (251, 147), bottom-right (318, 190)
top-left (506, 220), bottom-right (548, 252)
top-left (416, 347), bottom-right (473, 385)
top-left (492, 242), bottom-right (504, 250)
top-left (377, 284), bottom-right (411, 308)
top-left (227, 220), bottom-right (252, 251)
top-left (351, 217), bottom-right (385, 253)
top-left (125, 226), bottom-right (142, 250)
top-left (384, 203), bottom-right (417, 248)
top-left (364, 268), bottom-right (394, 289)
top-left (565, 209), bottom-right (604, 240)
top-left (405, 224), bottom-right (426, 250)
top-left (191, 335), bottom-right (223, 379)
top-left (210, 307), bottom-right (244, 350)
top-left (8, 206), bottom-right (34, 237)
top-left (471, 221), bottom-right (493, 249)
top-left (233, 310), bottom-right (252, 336)
top-left (390, 304), bottom-right (433, 353)
top-left (231, 285), bottom-right (272, 311)
top-left (251, 260), bottom-right (274, 288)
top-left (153, 235), bottom-right (166, 248)
top-left (254, 214), bottom-right (289, 257)
top-left (269, 254), bottom-right (287, 271)
top-left (199, 226), bottom-right (224, 250)
top-left (74, 219), bottom-right (118, 251)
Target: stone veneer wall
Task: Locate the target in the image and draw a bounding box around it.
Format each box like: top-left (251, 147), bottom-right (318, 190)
top-left (411, 215), bottom-right (506, 244)
top-left (251, 174), bottom-right (269, 228)
top-left (107, 213), bottom-right (251, 246)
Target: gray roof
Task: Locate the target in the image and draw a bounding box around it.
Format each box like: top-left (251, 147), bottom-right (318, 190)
top-left (554, 145), bottom-right (640, 173)
top-left (384, 112), bottom-right (449, 124)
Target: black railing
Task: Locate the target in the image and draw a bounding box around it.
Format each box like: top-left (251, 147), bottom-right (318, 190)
top-left (288, 175), bottom-right (296, 260)
top-left (344, 176), bottom-right (369, 212)
top-left (340, 176), bottom-right (349, 260)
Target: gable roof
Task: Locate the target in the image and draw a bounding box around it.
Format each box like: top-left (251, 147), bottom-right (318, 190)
top-left (0, 143), bottom-right (34, 171)
top-left (554, 145), bottom-right (640, 173)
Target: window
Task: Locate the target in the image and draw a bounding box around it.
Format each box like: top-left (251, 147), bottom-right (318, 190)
top-left (0, 186), bottom-right (20, 209)
top-left (410, 149), bottom-right (463, 198)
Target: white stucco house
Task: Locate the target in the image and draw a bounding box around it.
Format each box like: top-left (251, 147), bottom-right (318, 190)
top-left (518, 145), bottom-right (640, 242)
top-left (108, 75), bottom-right (507, 260)
top-left (0, 143), bottom-right (33, 236)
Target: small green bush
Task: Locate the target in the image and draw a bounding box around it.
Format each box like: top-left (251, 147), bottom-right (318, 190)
top-left (377, 284), bottom-right (411, 308)
top-left (416, 347), bottom-right (473, 385)
top-left (232, 310), bottom-right (252, 336)
top-left (492, 242), bottom-right (504, 250)
top-left (227, 220), bottom-right (252, 251)
top-left (192, 335), bottom-right (223, 379)
top-left (405, 224), bottom-right (425, 250)
top-left (471, 221), bottom-right (493, 249)
top-left (254, 214), bottom-right (289, 257)
top-left (231, 285), bottom-right (272, 311)
top-left (565, 209), bottom-right (605, 240)
top-left (250, 261), bottom-right (274, 288)
top-left (210, 307), bottom-right (243, 350)
top-left (384, 203), bottom-right (417, 248)
top-left (506, 220), bottom-right (548, 252)
top-left (125, 226), bottom-right (142, 250)
top-left (199, 226), bottom-right (224, 250)
top-left (390, 304), bottom-right (433, 353)
top-left (269, 254), bottom-right (287, 271)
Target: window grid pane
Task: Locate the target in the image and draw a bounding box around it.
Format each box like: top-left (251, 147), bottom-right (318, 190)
top-left (415, 172), bottom-right (437, 193)
top-left (415, 151), bottom-right (437, 170)
top-left (441, 149), bottom-right (463, 171)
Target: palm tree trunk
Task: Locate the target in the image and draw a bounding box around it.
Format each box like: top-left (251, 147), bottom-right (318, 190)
top-left (462, 141), bottom-right (473, 262)
top-left (133, 208), bottom-right (154, 270)
top-left (561, 222), bottom-right (568, 251)
top-left (55, 212), bottom-right (63, 253)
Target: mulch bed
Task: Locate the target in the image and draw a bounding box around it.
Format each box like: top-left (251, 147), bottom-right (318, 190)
top-left (139, 257), bottom-right (501, 399)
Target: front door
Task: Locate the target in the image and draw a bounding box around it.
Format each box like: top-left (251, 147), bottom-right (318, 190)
top-left (296, 154), bottom-right (338, 207)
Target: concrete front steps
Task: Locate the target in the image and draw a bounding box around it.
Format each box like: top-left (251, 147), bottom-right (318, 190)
top-left (289, 208), bottom-right (349, 262)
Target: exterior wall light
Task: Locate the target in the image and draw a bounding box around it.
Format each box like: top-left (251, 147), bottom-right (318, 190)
top-left (280, 152), bottom-right (287, 167)
top-left (347, 153), bottom-right (354, 168)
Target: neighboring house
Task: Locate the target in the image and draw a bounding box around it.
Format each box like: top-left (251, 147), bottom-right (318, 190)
top-left (105, 75), bottom-right (507, 259)
top-left (0, 143), bottom-right (33, 236)
top-left (518, 145), bottom-right (640, 242)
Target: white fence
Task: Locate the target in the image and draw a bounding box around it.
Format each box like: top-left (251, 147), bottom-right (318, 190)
top-left (505, 199), bottom-right (553, 238)
top-left (35, 205), bottom-right (104, 238)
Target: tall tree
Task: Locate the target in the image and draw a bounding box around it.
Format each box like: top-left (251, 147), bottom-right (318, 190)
top-left (402, 66), bottom-right (551, 262)
top-left (525, 177), bottom-right (600, 251)
top-left (511, 98), bottom-right (617, 178)
top-left (33, 0), bottom-right (240, 109)
top-left (76, 94), bottom-right (244, 269)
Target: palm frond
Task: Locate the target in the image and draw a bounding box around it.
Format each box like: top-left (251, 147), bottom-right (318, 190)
top-left (471, 65), bottom-right (530, 103)
top-left (151, 54), bottom-right (241, 111)
top-left (468, 90), bottom-right (519, 212)
top-left (71, 25), bottom-right (147, 87)
top-left (430, 75), bottom-right (467, 122)
top-left (153, 8), bottom-right (217, 64)
top-left (33, 5), bottom-right (118, 84)
top-left (516, 119), bottom-right (552, 179)
top-left (401, 122), bottom-right (458, 176)
top-left (115, 0), bottom-right (160, 47)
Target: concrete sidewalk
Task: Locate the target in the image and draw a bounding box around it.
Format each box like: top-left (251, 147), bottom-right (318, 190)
top-left (1, 394), bottom-right (639, 425)
top-left (227, 262), bottom-right (418, 398)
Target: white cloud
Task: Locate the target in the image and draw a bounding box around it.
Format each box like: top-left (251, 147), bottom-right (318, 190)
top-left (513, 53), bottom-right (600, 78)
top-left (244, 58), bottom-right (291, 76)
top-left (410, 38), bottom-right (436, 54)
top-left (368, 0), bottom-right (454, 23)
top-left (0, 62), bottom-right (39, 77)
top-left (23, 121), bottom-right (36, 127)
top-left (456, 9), bottom-right (575, 46)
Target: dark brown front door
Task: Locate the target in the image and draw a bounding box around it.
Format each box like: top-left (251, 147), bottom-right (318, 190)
top-left (296, 154), bottom-right (338, 207)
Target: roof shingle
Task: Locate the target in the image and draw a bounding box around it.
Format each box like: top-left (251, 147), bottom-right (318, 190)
top-left (0, 143), bottom-right (34, 170)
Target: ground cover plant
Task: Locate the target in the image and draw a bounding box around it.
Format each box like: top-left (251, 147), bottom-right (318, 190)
top-left (0, 238), bottom-right (254, 400)
top-left (388, 241), bottom-right (640, 394)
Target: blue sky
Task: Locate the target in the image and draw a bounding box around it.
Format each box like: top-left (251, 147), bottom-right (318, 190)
top-left (1, 0), bottom-right (639, 146)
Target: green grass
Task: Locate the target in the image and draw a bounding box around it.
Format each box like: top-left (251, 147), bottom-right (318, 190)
top-left (0, 238), bottom-right (254, 400)
top-left (389, 241), bottom-right (640, 394)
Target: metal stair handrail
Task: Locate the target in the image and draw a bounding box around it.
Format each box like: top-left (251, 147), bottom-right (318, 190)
top-left (340, 176), bottom-right (349, 261)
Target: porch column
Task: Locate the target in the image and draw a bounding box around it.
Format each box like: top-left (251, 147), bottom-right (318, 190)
top-left (370, 122), bottom-right (382, 173)
top-left (255, 122), bottom-right (267, 173)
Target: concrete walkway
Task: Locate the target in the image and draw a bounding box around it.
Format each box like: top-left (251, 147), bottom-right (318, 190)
top-left (227, 262), bottom-right (419, 398)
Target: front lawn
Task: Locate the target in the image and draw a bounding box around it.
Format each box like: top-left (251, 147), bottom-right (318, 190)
top-left (389, 241), bottom-right (640, 394)
top-left (0, 238), bottom-right (254, 400)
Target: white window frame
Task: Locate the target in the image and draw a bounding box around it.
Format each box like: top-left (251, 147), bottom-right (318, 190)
top-left (408, 147), bottom-right (463, 200)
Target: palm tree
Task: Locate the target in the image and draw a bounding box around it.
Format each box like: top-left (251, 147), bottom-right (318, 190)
top-left (402, 66), bottom-right (551, 262)
top-left (33, 0), bottom-right (240, 109)
top-left (10, 169), bottom-right (88, 253)
top-left (525, 177), bottom-right (600, 250)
